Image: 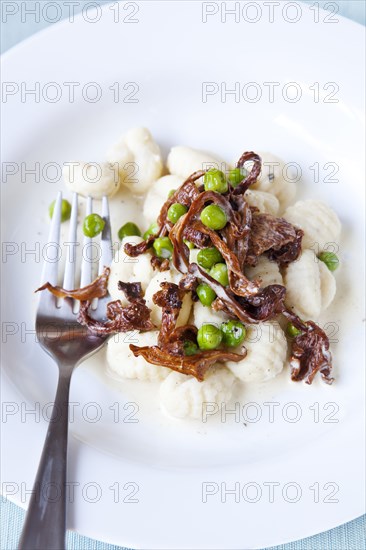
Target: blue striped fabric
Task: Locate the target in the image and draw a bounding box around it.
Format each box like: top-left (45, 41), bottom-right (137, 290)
top-left (1, 499), bottom-right (365, 550)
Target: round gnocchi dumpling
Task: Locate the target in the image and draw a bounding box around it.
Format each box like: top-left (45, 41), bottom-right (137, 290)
top-left (159, 368), bottom-right (235, 419)
top-left (107, 330), bottom-right (169, 381)
top-left (144, 269), bottom-right (192, 327)
top-left (319, 260), bottom-right (337, 310)
top-left (63, 161), bottom-right (120, 199)
top-left (106, 127), bottom-right (163, 194)
top-left (283, 199), bottom-right (341, 251)
top-left (167, 146), bottom-right (229, 180)
top-left (193, 301), bottom-right (230, 329)
top-left (108, 236), bottom-right (154, 302)
top-left (283, 249), bottom-right (336, 320)
top-left (226, 322), bottom-right (287, 383)
top-left (143, 174), bottom-right (185, 224)
top-left (245, 189), bottom-right (280, 216)
top-left (245, 256), bottom-right (283, 287)
top-left (242, 152), bottom-right (296, 211)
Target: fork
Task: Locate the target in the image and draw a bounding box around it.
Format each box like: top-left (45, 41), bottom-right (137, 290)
top-left (18, 192), bottom-right (113, 550)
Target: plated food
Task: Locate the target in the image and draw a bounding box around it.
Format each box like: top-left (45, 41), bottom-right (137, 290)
top-left (38, 127), bottom-right (341, 420)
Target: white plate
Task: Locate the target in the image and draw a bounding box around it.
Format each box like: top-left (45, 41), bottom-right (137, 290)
top-left (1, 2), bottom-right (365, 548)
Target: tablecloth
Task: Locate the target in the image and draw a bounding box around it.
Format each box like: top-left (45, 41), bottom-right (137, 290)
top-left (1, 499), bottom-right (365, 549)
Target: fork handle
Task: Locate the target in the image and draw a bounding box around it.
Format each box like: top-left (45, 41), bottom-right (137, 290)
top-left (18, 371), bottom-right (72, 550)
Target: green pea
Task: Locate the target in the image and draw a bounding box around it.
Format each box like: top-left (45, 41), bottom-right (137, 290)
top-left (167, 203), bottom-right (188, 224)
top-left (227, 168), bottom-right (247, 187)
top-left (143, 221), bottom-right (159, 240)
top-left (118, 222), bottom-right (141, 241)
top-left (286, 322), bottom-right (302, 338)
top-left (183, 340), bottom-right (198, 356)
top-left (318, 251), bottom-right (339, 272)
top-left (197, 324), bottom-right (222, 350)
top-left (49, 199), bottom-right (71, 223)
top-left (83, 213), bottom-right (105, 238)
top-left (200, 204), bottom-right (227, 230)
top-left (183, 239), bottom-right (195, 250)
top-left (210, 263), bottom-right (229, 286)
top-left (168, 189), bottom-right (176, 198)
top-left (203, 169), bottom-right (228, 194)
top-left (153, 237), bottom-right (173, 259)
top-left (196, 283), bottom-right (217, 307)
top-left (221, 320), bottom-right (246, 347)
top-left (197, 247), bottom-right (224, 269)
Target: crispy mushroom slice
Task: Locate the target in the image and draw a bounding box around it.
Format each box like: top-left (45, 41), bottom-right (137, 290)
top-left (77, 281), bottom-right (154, 335)
top-left (283, 310), bottom-right (334, 385)
top-left (246, 214), bottom-right (302, 267)
top-left (232, 151), bottom-right (262, 195)
top-left (36, 267), bottom-right (110, 300)
top-left (130, 345), bottom-right (244, 382)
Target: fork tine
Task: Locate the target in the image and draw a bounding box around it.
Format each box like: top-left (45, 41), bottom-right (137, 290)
top-left (40, 191), bottom-right (62, 286)
top-left (98, 195), bottom-right (113, 275)
top-left (62, 193), bottom-right (78, 290)
top-left (80, 196), bottom-right (93, 287)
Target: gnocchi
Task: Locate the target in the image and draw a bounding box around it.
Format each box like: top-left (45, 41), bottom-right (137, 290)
top-left (143, 174), bottom-right (185, 224)
top-left (319, 260), bottom-right (337, 310)
top-left (283, 199), bottom-right (341, 251)
top-left (193, 301), bottom-right (230, 328)
top-left (63, 161), bottom-right (120, 199)
top-left (245, 256), bottom-right (283, 287)
top-left (107, 330), bottom-right (169, 381)
top-left (249, 152), bottom-right (297, 211)
top-left (283, 249), bottom-right (336, 320)
top-left (106, 127), bottom-right (163, 194)
top-left (226, 322), bottom-right (287, 383)
top-left (159, 368), bottom-right (235, 419)
top-left (167, 146), bottom-right (228, 180)
top-left (245, 189), bottom-right (280, 216)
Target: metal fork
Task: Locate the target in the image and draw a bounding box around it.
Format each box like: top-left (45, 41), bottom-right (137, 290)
top-left (18, 192), bottom-right (113, 550)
